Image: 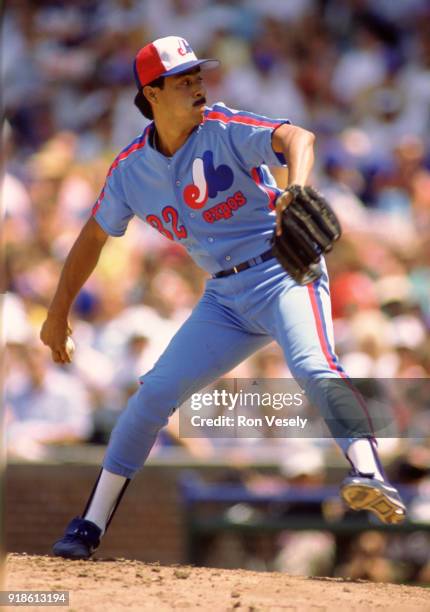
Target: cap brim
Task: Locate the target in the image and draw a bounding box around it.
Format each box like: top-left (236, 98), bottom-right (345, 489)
top-left (160, 59), bottom-right (219, 78)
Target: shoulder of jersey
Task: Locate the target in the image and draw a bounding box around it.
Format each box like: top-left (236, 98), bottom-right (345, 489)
top-left (203, 102), bottom-right (247, 128)
top-left (105, 124), bottom-right (153, 180)
top-left (203, 102), bottom-right (283, 131)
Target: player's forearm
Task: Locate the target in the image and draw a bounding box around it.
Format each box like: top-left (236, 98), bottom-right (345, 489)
top-left (48, 218), bottom-right (108, 319)
top-left (284, 134), bottom-right (315, 187)
top-left (272, 125), bottom-right (315, 187)
top-left (48, 248), bottom-right (100, 319)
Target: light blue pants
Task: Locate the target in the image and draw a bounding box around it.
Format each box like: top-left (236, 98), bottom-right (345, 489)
top-left (104, 258), bottom-right (374, 477)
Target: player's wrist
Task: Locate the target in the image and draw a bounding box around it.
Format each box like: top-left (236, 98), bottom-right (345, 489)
top-left (284, 184), bottom-right (306, 194)
top-left (46, 306), bottom-right (70, 323)
top-left (276, 190), bottom-right (293, 209)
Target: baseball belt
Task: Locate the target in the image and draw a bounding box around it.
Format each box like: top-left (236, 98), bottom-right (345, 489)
top-left (212, 248), bottom-right (274, 279)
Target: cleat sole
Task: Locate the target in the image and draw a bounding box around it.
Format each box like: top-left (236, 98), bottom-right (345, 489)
top-left (340, 481), bottom-right (406, 525)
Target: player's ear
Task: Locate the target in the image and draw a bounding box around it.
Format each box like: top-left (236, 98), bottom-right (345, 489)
top-left (143, 85), bottom-right (158, 105)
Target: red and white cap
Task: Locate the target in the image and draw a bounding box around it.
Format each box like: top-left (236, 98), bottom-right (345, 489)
top-left (134, 36), bottom-right (219, 88)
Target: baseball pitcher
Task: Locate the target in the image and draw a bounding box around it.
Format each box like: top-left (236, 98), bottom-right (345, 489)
top-left (40, 37), bottom-right (405, 559)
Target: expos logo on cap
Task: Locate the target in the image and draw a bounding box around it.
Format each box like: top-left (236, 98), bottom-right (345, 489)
top-left (133, 36), bottom-right (219, 88)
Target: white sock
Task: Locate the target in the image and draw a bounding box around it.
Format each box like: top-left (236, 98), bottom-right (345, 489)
top-left (346, 439), bottom-right (384, 481)
top-left (84, 470), bottom-right (127, 534)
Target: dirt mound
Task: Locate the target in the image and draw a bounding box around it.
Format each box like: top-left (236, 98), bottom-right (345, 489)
top-left (5, 554), bottom-right (430, 611)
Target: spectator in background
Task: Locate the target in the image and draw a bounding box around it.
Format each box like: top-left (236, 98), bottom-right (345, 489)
top-left (336, 531), bottom-right (396, 582)
top-left (6, 343), bottom-right (93, 460)
top-left (273, 443), bottom-right (335, 577)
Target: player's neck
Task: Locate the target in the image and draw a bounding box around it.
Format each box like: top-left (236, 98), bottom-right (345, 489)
top-left (153, 117), bottom-right (199, 157)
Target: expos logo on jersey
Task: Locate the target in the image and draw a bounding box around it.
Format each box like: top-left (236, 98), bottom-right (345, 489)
top-left (183, 150), bottom-right (234, 209)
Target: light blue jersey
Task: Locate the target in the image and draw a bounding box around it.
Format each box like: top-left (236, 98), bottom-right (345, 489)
top-left (93, 103), bottom-right (287, 273)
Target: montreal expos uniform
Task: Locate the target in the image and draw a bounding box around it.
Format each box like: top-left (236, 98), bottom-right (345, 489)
top-left (92, 102), bottom-right (373, 478)
top-left (50, 38), bottom-right (405, 560)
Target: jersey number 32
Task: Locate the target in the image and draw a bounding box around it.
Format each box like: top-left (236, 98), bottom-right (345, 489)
top-left (146, 206), bottom-right (188, 241)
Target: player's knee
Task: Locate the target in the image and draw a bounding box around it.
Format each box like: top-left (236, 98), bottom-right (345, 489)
top-left (289, 356), bottom-right (323, 380)
top-left (289, 353), bottom-right (343, 380)
top-left (131, 376), bottom-right (178, 430)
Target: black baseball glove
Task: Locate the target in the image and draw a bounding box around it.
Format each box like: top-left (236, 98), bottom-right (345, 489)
top-left (271, 185), bottom-right (342, 285)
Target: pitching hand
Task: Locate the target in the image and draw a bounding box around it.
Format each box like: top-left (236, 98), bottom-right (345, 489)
top-left (40, 313), bottom-right (74, 364)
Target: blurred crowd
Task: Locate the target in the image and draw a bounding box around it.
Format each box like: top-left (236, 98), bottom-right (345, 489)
top-left (3, 0), bottom-right (430, 467)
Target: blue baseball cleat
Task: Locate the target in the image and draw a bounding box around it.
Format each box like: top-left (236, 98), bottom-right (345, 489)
top-left (52, 517), bottom-right (102, 559)
top-left (340, 472), bottom-right (406, 525)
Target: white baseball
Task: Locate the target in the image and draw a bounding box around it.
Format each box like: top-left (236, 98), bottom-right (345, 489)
top-left (65, 336), bottom-right (75, 359)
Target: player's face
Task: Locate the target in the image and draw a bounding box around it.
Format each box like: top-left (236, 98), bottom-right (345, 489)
top-left (159, 68), bottom-right (207, 125)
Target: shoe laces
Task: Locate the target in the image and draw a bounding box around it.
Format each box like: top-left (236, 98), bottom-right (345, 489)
top-left (66, 522), bottom-right (99, 545)
top-left (74, 527), bottom-right (89, 538)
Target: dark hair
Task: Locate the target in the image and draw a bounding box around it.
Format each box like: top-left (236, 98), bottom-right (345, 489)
top-left (134, 76), bottom-right (165, 120)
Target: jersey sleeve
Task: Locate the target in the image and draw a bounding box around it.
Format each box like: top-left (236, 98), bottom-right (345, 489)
top-left (92, 167), bottom-right (134, 237)
top-left (205, 103), bottom-right (290, 169)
